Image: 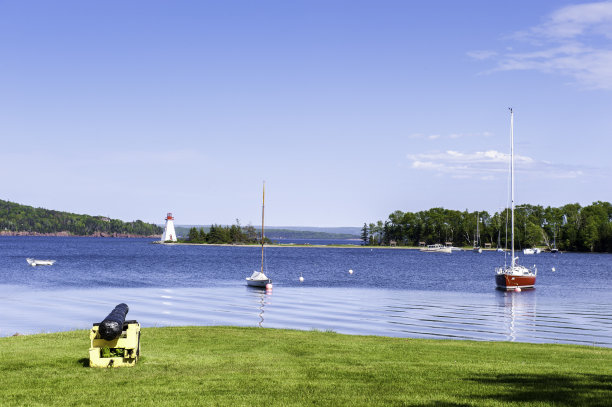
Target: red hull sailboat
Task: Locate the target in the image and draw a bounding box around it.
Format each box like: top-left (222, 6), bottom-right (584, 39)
top-left (495, 273), bottom-right (536, 290)
top-left (495, 109), bottom-right (537, 290)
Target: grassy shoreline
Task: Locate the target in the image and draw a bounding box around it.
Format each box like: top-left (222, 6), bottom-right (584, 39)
top-left (159, 241), bottom-right (560, 252)
top-left (1, 326), bottom-right (610, 406)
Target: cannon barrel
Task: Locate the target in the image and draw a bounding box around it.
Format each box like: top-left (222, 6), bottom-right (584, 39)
top-left (98, 303), bottom-right (129, 340)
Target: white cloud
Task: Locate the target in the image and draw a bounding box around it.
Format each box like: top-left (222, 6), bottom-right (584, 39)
top-left (406, 149), bottom-right (582, 179)
top-left (411, 160), bottom-right (444, 170)
top-left (409, 132), bottom-right (493, 140)
top-left (532, 1), bottom-right (612, 40)
top-left (466, 50), bottom-right (498, 60)
top-left (469, 1), bottom-right (612, 90)
top-left (104, 149), bottom-right (206, 164)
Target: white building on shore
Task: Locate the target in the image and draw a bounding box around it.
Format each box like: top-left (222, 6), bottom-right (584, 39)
top-left (161, 213), bottom-right (177, 242)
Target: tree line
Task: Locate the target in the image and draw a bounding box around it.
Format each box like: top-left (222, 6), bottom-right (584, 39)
top-left (362, 201), bottom-right (612, 252)
top-left (0, 199), bottom-right (162, 237)
top-left (176, 225), bottom-right (357, 240)
top-left (185, 220), bottom-right (270, 244)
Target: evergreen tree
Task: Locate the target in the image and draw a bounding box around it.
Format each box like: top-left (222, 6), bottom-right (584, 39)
top-left (198, 227), bottom-right (207, 242)
top-left (361, 223), bottom-right (369, 246)
top-left (188, 227), bottom-right (199, 242)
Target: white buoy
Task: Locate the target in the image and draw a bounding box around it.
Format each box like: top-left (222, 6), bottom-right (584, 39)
top-left (265, 283), bottom-right (273, 290)
top-left (552, 267), bottom-right (556, 272)
top-left (299, 276), bottom-right (304, 282)
top-left (515, 287), bottom-right (521, 292)
top-left (348, 269), bottom-right (353, 275)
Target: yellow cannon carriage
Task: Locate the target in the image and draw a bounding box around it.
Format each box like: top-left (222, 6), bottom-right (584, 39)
top-left (89, 320), bottom-right (140, 368)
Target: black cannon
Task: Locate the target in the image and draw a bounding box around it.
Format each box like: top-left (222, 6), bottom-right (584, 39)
top-left (98, 303), bottom-right (129, 340)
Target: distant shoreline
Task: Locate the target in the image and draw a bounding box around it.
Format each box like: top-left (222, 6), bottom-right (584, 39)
top-left (158, 242), bottom-right (554, 252)
top-left (0, 231), bottom-right (160, 238)
top-left (0, 235), bottom-right (579, 252)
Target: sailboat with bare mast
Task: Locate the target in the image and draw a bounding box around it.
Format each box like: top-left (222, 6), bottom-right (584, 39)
top-left (473, 212), bottom-right (482, 253)
top-left (246, 182), bottom-right (272, 287)
top-left (495, 108), bottom-right (537, 290)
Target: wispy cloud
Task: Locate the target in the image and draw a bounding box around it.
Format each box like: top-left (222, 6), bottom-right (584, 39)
top-left (103, 149), bottom-right (206, 164)
top-left (469, 1), bottom-right (612, 90)
top-left (407, 149), bottom-right (584, 179)
top-left (467, 50), bottom-right (498, 60)
top-left (409, 132), bottom-right (492, 140)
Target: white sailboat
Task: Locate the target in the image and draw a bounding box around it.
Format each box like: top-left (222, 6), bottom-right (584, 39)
top-left (495, 108), bottom-right (537, 290)
top-left (246, 182), bottom-right (272, 288)
top-left (473, 212), bottom-right (482, 253)
top-left (550, 228), bottom-right (559, 253)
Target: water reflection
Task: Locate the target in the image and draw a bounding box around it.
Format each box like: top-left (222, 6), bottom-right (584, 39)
top-left (1, 285), bottom-right (610, 347)
top-left (247, 286), bottom-right (271, 328)
top-left (496, 290), bottom-right (537, 343)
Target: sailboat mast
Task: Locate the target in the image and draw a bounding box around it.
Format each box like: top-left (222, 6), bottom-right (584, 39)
top-left (261, 181), bottom-right (265, 274)
top-left (510, 108), bottom-right (515, 267)
top-left (476, 212), bottom-right (479, 246)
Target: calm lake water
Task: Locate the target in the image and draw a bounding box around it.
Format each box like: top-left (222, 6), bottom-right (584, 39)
top-left (1, 236), bottom-right (610, 347)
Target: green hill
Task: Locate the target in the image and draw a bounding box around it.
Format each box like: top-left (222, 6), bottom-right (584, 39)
top-left (0, 199), bottom-right (162, 237)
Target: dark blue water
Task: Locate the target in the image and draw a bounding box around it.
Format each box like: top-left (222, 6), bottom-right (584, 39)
top-left (1, 236), bottom-right (610, 346)
top-left (2, 236), bottom-right (608, 294)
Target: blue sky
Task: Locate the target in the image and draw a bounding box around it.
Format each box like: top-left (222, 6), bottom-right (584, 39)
top-left (1, 1), bottom-right (610, 227)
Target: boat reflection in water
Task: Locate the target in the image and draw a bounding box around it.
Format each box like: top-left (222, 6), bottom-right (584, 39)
top-left (247, 286), bottom-right (272, 328)
top-left (496, 289), bottom-right (537, 343)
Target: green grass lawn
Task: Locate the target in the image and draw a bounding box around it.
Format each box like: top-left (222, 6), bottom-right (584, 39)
top-left (0, 326), bottom-right (610, 406)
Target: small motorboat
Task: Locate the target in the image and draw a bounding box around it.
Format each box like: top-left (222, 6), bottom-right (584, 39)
top-left (27, 258), bottom-right (56, 266)
top-left (419, 244), bottom-right (452, 253)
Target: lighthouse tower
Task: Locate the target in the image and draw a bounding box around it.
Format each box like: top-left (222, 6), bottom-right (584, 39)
top-left (161, 213), bottom-right (177, 242)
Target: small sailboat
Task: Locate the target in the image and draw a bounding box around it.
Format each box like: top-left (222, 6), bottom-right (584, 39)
top-left (496, 108), bottom-right (537, 290)
top-left (246, 182), bottom-right (272, 288)
top-left (26, 258), bottom-right (56, 266)
top-left (473, 212), bottom-right (482, 253)
top-left (496, 230), bottom-right (504, 252)
top-left (550, 233), bottom-right (559, 253)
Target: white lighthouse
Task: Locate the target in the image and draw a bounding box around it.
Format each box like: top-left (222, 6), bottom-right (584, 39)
top-left (161, 212), bottom-right (177, 242)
